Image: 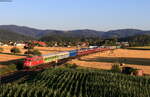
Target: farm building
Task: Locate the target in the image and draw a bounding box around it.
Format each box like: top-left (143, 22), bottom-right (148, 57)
top-left (116, 42), bottom-right (129, 47)
top-left (14, 43), bottom-right (25, 46)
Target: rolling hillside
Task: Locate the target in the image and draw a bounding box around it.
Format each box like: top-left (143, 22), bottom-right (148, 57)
top-left (0, 25), bottom-right (150, 41)
top-left (0, 29), bottom-right (34, 41)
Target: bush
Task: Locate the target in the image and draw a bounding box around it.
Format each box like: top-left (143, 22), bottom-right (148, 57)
top-left (32, 49), bottom-right (42, 56)
top-left (24, 42), bottom-right (35, 49)
top-left (24, 50), bottom-right (33, 55)
top-left (15, 60), bottom-right (24, 70)
top-left (122, 67), bottom-right (135, 74)
top-left (111, 64), bottom-right (121, 73)
top-left (0, 47), bottom-right (4, 52)
top-left (10, 47), bottom-right (21, 54)
top-left (24, 49), bottom-right (41, 56)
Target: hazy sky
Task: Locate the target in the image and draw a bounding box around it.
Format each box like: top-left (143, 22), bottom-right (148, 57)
top-left (0, 0), bottom-right (150, 30)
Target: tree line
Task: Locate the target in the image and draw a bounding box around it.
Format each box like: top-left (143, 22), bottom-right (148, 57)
top-left (119, 34), bottom-right (150, 46)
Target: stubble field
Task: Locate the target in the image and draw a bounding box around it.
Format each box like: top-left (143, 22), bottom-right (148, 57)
top-left (0, 46), bottom-right (150, 75)
top-left (0, 46), bottom-right (76, 62)
top-left (68, 49), bottom-right (150, 75)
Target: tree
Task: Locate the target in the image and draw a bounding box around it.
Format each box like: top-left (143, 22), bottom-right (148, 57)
top-left (24, 42), bottom-right (35, 49)
top-left (119, 35), bottom-right (150, 47)
top-left (111, 64), bottom-right (121, 73)
top-left (24, 49), bottom-right (41, 56)
top-left (10, 47), bottom-right (21, 54)
top-left (15, 60), bottom-right (24, 70)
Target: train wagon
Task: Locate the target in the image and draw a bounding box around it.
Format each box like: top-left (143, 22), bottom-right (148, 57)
top-left (77, 48), bottom-right (97, 56)
top-left (57, 51), bottom-right (70, 60)
top-left (23, 47), bottom-right (114, 68)
top-left (69, 50), bottom-right (77, 57)
top-left (42, 53), bottom-right (59, 63)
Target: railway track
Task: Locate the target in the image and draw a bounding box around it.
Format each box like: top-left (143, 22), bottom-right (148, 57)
top-left (0, 58), bottom-right (70, 84)
top-left (0, 49), bottom-right (111, 84)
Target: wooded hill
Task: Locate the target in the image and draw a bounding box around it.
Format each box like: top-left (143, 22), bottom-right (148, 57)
top-left (0, 29), bottom-right (34, 41)
top-left (0, 25), bottom-right (149, 39)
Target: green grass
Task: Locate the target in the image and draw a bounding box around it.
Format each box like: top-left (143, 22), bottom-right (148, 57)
top-left (1, 67), bottom-right (150, 97)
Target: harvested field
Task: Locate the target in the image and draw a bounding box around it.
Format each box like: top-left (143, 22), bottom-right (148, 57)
top-left (0, 46), bottom-right (76, 75)
top-left (127, 46), bottom-right (150, 50)
top-left (0, 46), bottom-right (77, 55)
top-left (0, 46), bottom-right (76, 65)
top-left (0, 54), bottom-right (25, 62)
top-left (68, 49), bottom-right (150, 75)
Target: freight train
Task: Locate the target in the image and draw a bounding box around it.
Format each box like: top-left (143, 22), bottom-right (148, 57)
top-left (23, 46), bottom-right (115, 68)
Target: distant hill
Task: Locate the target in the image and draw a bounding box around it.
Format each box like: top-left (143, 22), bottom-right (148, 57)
top-left (104, 29), bottom-right (150, 38)
top-left (0, 29), bottom-right (34, 41)
top-left (0, 25), bottom-right (150, 41)
top-left (119, 34), bottom-right (150, 46)
top-left (0, 25), bottom-right (65, 38)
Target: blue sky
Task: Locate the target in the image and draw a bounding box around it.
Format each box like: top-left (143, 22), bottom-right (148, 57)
top-left (0, 0), bottom-right (150, 30)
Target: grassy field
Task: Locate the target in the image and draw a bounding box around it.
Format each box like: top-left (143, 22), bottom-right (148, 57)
top-left (1, 67), bottom-right (150, 97)
top-left (69, 49), bottom-right (150, 75)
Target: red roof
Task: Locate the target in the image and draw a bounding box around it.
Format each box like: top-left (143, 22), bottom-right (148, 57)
top-left (33, 41), bottom-right (46, 46)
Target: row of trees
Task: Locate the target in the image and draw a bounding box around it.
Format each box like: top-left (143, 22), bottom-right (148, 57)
top-left (119, 34), bottom-right (150, 46)
top-left (41, 34), bottom-right (150, 47)
top-left (41, 36), bottom-right (118, 47)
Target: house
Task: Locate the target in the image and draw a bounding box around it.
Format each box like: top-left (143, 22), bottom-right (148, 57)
top-left (0, 42), bottom-right (3, 46)
top-left (116, 42), bottom-right (129, 47)
top-left (33, 41), bottom-right (47, 47)
top-left (3, 44), bottom-right (8, 46)
top-left (14, 43), bottom-right (25, 46)
top-left (80, 42), bottom-right (89, 47)
top-left (89, 46), bottom-right (98, 48)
